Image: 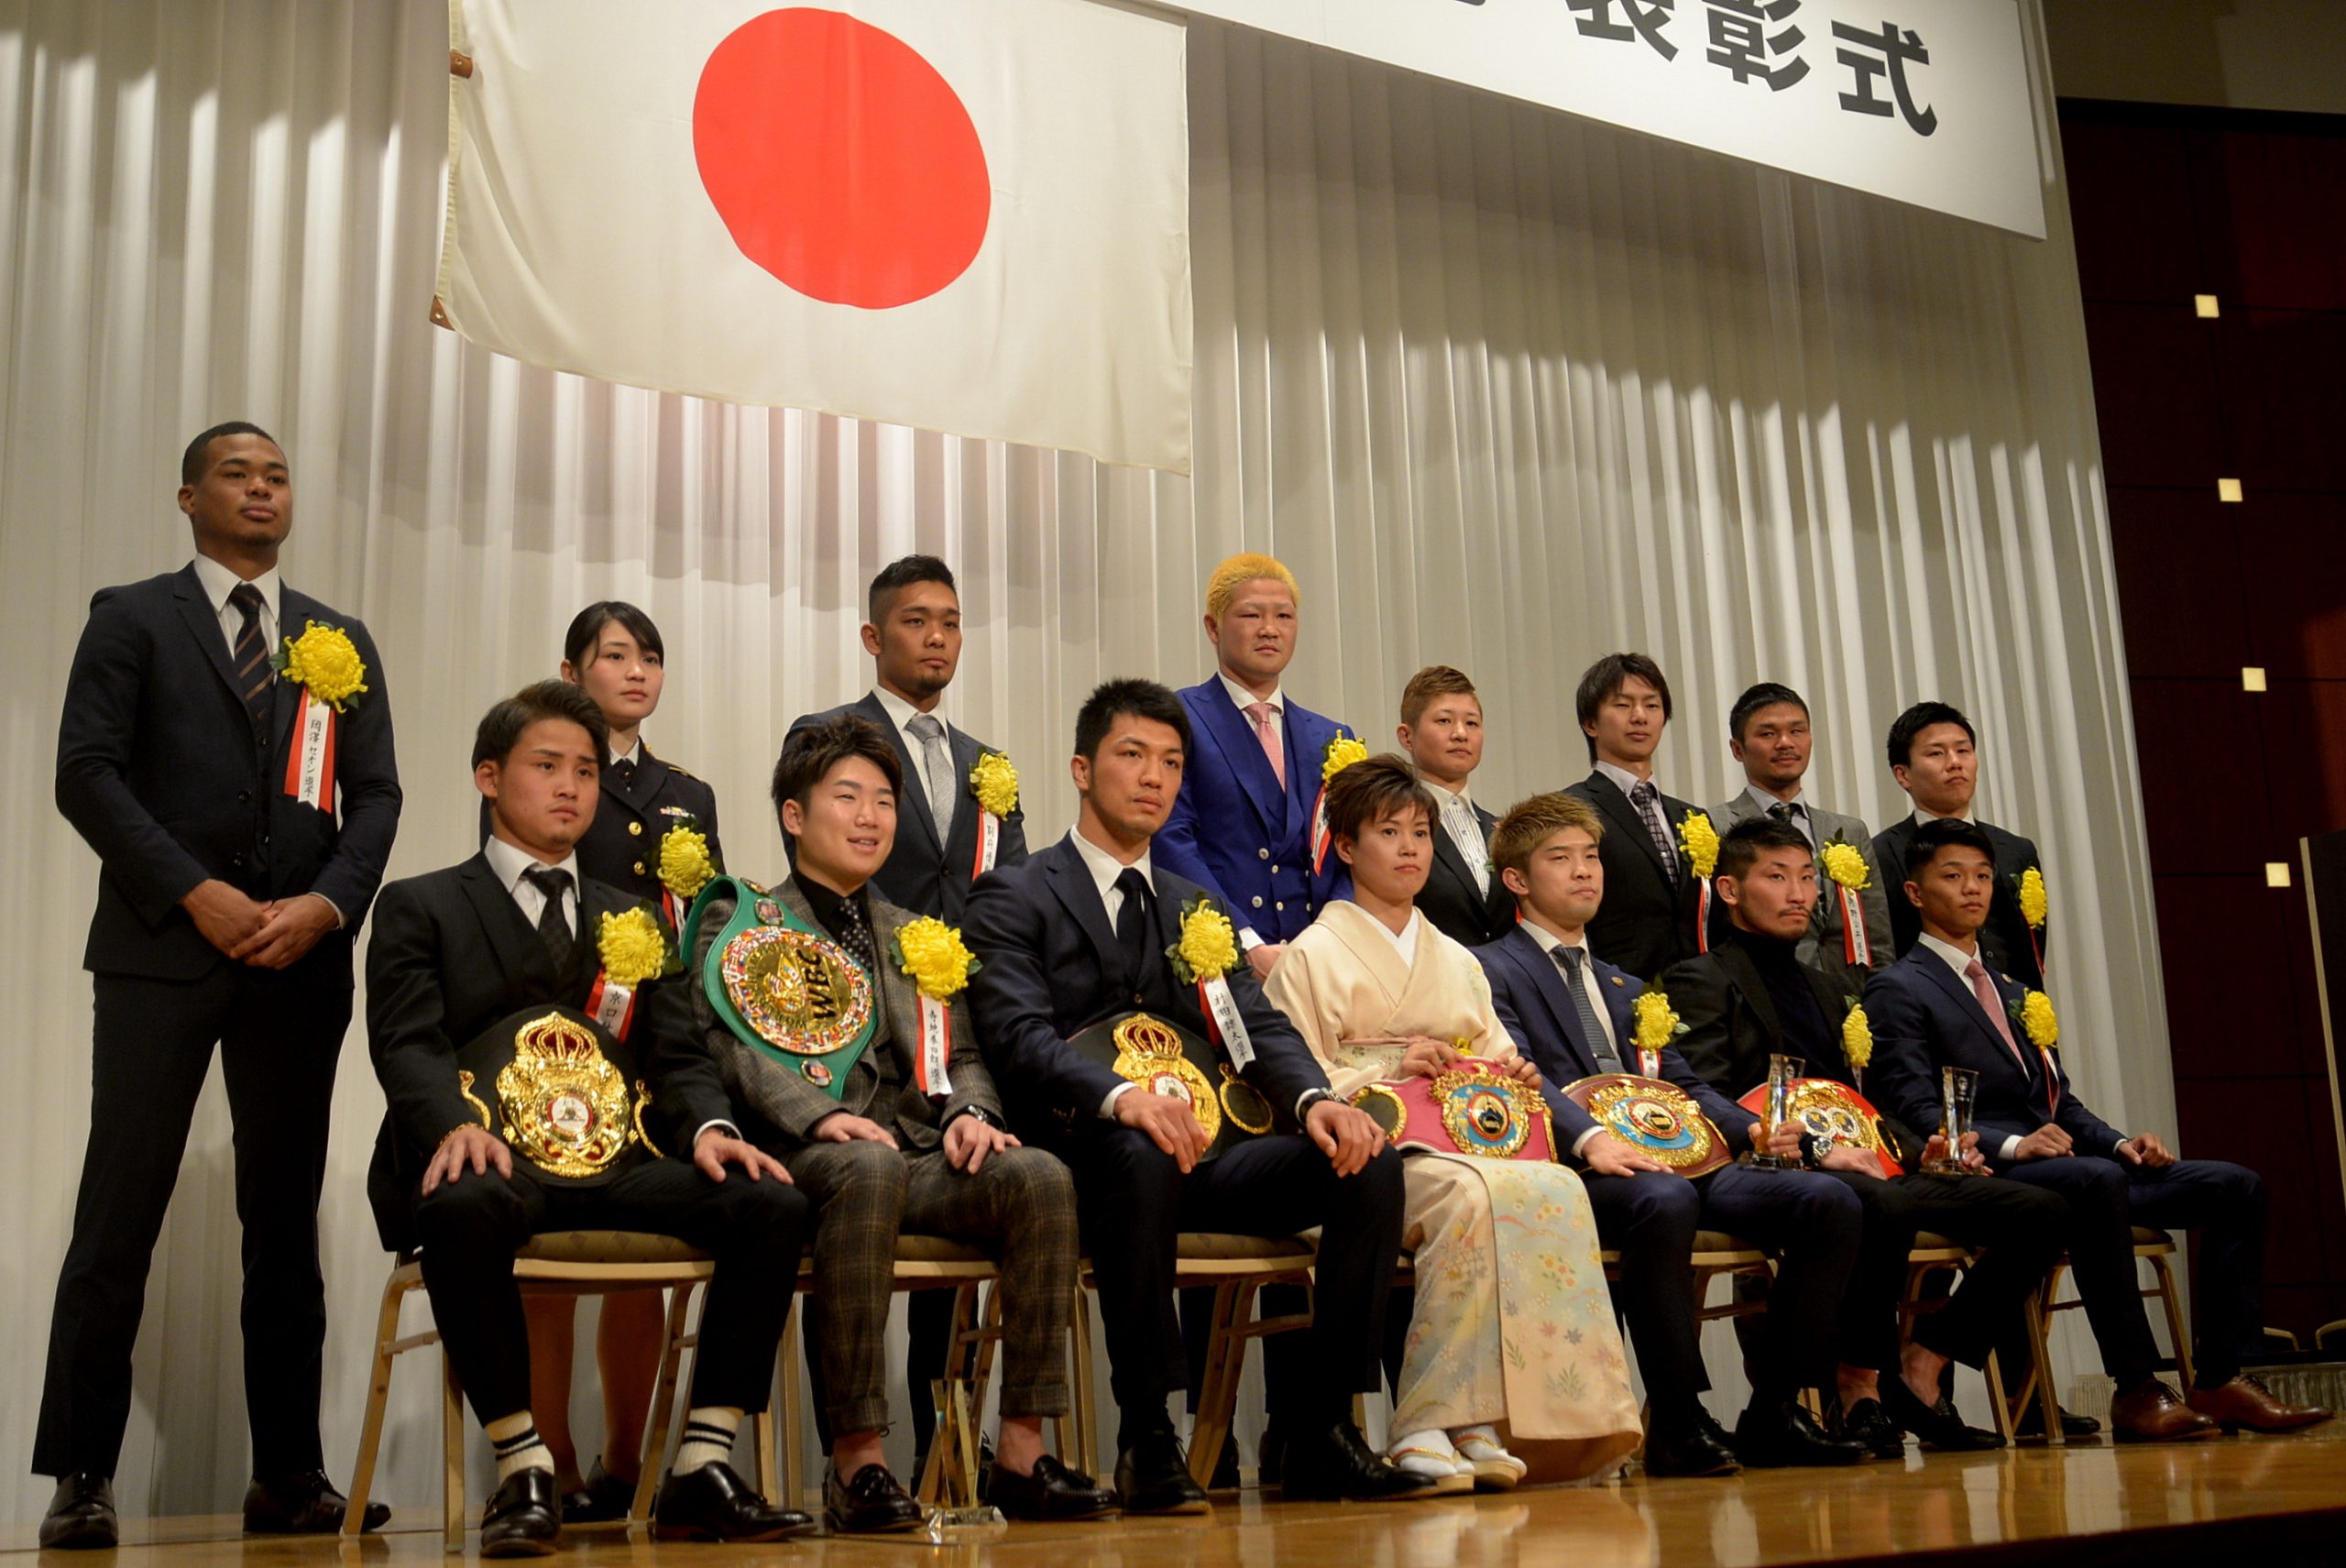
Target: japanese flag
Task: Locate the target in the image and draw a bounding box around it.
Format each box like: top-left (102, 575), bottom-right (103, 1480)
top-left (438, 0), bottom-right (1193, 472)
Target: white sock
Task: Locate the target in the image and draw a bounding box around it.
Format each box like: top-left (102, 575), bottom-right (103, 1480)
top-left (487, 1412), bottom-right (554, 1482)
top-left (673, 1406), bottom-right (743, 1475)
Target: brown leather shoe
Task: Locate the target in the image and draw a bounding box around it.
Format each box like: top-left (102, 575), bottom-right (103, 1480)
top-left (2187, 1375), bottom-right (2334, 1434)
top-left (2110, 1379), bottom-right (2221, 1442)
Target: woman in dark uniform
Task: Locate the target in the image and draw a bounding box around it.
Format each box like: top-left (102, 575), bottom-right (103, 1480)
top-left (521, 600), bottom-right (725, 1519)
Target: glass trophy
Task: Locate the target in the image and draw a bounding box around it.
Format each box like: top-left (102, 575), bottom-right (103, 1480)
top-left (1746, 1053), bottom-right (1803, 1168)
top-left (1924, 1066), bottom-right (1979, 1176)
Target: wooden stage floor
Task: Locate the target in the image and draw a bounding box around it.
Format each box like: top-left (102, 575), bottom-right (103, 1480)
top-left (21, 1425), bottom-right (2346, 1567)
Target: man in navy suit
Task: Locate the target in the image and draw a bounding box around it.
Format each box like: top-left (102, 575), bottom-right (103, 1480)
top-left (1870, 703), bottom-right (2047, 992)
top-left (1474, 793), bottom-right (1869, 1473)
top-left (1396, 665), bottom-right (1514, 948)
top-left (966, 679), bottom-right (1425, 1513)
top-left (1563, 652), bottom-right (1702, 980)
top-left (36, 423), bottom-right (403, 1549)
top-left (785, 554), bottom-right (1028, 1467)
top-left (1866, 818), bottom-right (2330, 1441)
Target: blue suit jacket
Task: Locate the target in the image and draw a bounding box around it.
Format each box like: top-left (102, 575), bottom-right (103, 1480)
top-left (1153, 676), bottom-right (1352, 944)
top-left (964, 833), bottom-right (1332, 1141)
top-left (1863, 944), bottom-right (2124, 1159)
top-left (1474, 924), bottom-right (1754, 1159)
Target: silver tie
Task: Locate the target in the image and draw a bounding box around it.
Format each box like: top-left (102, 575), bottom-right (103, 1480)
top-left (905, 713), bottom-right (957, 841)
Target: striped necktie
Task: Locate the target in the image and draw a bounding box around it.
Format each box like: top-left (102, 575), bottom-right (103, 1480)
top-left (228, 582), bottom-right (275, 735)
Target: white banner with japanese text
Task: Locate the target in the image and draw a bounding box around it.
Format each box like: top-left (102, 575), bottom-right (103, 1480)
top-left (1158, 0), bottom-right (2045, 237)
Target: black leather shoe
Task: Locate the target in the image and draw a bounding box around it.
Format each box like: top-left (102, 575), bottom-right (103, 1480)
top-left (823, 1462), bottom-right (925, 1534)
top-left (1280, 1420), bottom-right (1442, 1502)
top-left (38, 1474), bottom-right (117, 1551)
top-left (1733, 1398), bottom-right (1869, 1468)
top-left (560, 1458), bottom-right (637, 1523)
top-left (2012, 1400), bottom-right (2103, 1440)
top-left (989, 1453), bottom-right (1121, 1521)
top-left (480, 1469), bottom-right (561, 1558)
top-left (1257, 1424), bottom-right (1286, 1486)
top-left (1642, 1412), bottom-right (1742, 1477)
top-left (1882, 1376), bottom-right (2004, 1452)
top-left (1836, 1398), bottom-right (1909, 1460)
top-left (1115, 1426), bottom-right (1210, 1515)
top-left (1208, 1432), bottom-right (1241, 1490)
top-left (242, 1468), bottom-right (389, 1534)
top-left (653, 1461), bottom-right (816, 1541)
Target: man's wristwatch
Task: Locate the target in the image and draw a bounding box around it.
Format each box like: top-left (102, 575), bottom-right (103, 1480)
top-left (1296, 1088), bottom-right (1339, 1121)
top-left (951, 1105), bottom-right (1003, 1131)
top-left (1797, 1131), bottom-right (1823, 1170)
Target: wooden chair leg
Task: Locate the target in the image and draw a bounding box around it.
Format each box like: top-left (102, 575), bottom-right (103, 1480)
top-left (1063, 1287), bottom-right (1098, 1477)
top-left (343, 1272), bottom-right (412, 1537)
top-left (2147, 1252), bottom-right (2196, 1392)
top-left (777, 1306), bottom-right (806, 1511)
top-left (441, 1350), bottom-right (467, 1554)
top-left (2025, 1285), bottom-right (2064, 1447)
top-left (632, 1281), bottom-right (699, 1523)
top-left (1187, 1281), bottom-right (1255, 1488)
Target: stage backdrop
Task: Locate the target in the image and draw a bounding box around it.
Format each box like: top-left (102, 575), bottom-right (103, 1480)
top-left (0, 0), bottom-right (2155, 1521)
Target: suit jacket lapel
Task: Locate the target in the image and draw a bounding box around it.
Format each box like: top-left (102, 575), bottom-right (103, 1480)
top-left (1511, 932), bottom-right (1600, 1076)
top-left (456, 854), bottom-right (560, 997)
top-left (861, 692), bottom-right (944, 855)
top-left (940, 726), bottom-right (983, 869)
top-left (1042, 839), bottom-right (1130, 989)
top-left (1717, 946), bottom-right (1787, 1056)
top-left (173, 565), bottom-right (249, 714)
top-left (1190, 681), bottom-right (1286, 834)
top-left (1589, 773), bottom-right (1674, 889)
top-left (1914, 949), bottom-right (2030, 1082)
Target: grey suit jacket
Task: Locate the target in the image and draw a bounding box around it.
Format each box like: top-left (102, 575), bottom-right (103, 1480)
top-left (1710, 790), bottom-right (1895, 984)
top-left (689, 875), bottom-right (998, 1154)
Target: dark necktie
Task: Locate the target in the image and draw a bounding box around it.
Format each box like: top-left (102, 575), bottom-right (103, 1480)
top-left (522, 865), bottom-right (575, 971)
top-left (609, 756), bottom-right (637, 795)
top-left (834, 892), bottom-right (879, 980)
top-left (228, 582), bottom-right (275, 735)
top-left (1555, 945), bottom-right (1626, 1073)
top-left (1630, 780), bottom-right (1680, 881)
top-left (1113, 868), bottom-right (1154, 983)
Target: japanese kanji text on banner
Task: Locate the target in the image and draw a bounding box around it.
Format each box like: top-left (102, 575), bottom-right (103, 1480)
top-left (438, 0), bottom-right (1195, 472)
top-left (1161, 0), bottom-right (2045, 239)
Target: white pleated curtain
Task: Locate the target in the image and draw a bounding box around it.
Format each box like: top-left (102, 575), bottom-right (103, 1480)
top-left (0, 0), bottom-right (2152, 1519)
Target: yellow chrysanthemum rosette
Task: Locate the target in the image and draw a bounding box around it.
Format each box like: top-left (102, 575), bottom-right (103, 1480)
top-left (2019, 990), bottom-right (2058, 1050)
top-left (1842, 1003), bottom-right (1874, 1072)
top-left (1676, 811), bottom-right (1720, 880)
top-left (1631, 990), bottom-right (1681, 1061)
top-left (2018, 867), bottom-right (2049, 930)
top-left (892, 916), bottom-right (979, 1002)
top-left (1820, 839), bottom-right (1872, 892)
top-left (279, 620), bottom-right (368, 710)
top-left (597, 907), bottom-right (669, 988)
top-left (1321, 731), bottom-right (1369, 784)
top-left (1168, 895), bottom-right (1240, 985)
top-left (969, 751), bottom-right (1020, 818)
top-left (658, 824), bottom-right (718, 901)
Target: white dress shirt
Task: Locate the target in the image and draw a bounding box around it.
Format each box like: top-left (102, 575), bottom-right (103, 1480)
top-left (1218, 674), bottom-right (1289, 948)
top-left (190, 554), bottom-right (280, 660)
top-left (876, 684), bottom-right (958, 837)
top-left (483, 835), bottom-right (582, 936)
top-left (1521, 921), bottom-right (1619, 1157)
top-left (1425, 777), bottom-right (1493, 895)
top-left (1912, 804), bottom-right (1973, 826)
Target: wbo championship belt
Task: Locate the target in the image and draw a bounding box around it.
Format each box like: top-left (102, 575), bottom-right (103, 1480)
top-left (685, 875), bottom-right (877, 1101)
top-left (1562, 1074), bottom-right (1732, 1178)
top-left (1737, 1078), bottom-right (1905, 1178)
top-left (1066, 1010), bottom-right (1272, 1162)
top-left (454, 1005), bottom-right (661, 1184)
top-left (1351, 1058), bottom-right (1554, 1162)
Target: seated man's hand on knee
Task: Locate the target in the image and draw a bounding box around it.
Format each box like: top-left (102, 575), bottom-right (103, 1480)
top-left (423, 1125), bottom-right (510, 1194)
top-left (696, 1127), bottom-right (793, 1184)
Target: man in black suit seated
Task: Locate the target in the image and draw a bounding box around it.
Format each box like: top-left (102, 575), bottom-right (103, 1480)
top-left (366, 682), bottom-right (814, 1553)
top-left (1661, 817), bottom-right (2068, 1457)
top-left (1870, 703), bottom-right (2048, 992)
top-left (1474, 794), bottom-right (1868, 1474)
top-left (1564, 652), bottom-right (1702, 980)
top-left (1397, 665), bottom-right (1514, 948)
top-left (1865, 818), bottom-right (2330, 1442)
top-left (965, 679), bottom-right (1426, 1512)
top-left (38, 422), bottom-right (402, 1551)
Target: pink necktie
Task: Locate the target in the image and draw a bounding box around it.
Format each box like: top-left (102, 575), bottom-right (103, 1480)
top-left (1966, 958), bottom-right (2029, 1075)
top-left (1246, 701), bottom-right (1286, 787)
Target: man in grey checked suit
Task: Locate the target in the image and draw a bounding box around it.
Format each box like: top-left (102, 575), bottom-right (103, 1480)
top-left (1709, 683), bottom-right (1892, 986)
top-left (687, 716), bottom-right (1113, 1531)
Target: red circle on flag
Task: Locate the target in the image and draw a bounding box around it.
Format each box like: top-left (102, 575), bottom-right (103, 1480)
top-left (693, 8), bottom-right (991, 310)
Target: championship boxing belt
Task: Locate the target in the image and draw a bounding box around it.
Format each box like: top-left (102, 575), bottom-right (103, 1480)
top-left (1065, 1010), bottom-right (1273, 1162)
top-left (454, 1005), bottom-right (662, 1185)
top-left (1561, 1073), bottom-right (1733, 1178)
top-left (1349, 1058), bottom-right (1555, 1162)
top-left (685, 874), bottom-right (877, 1098)
top-left (1737, 1078), bottom-right (1904, 1178)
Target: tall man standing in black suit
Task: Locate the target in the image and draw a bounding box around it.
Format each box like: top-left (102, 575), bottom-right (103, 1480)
top-left (785, 554), bottom-right (1028, 1469)
top-left (37, 423), bottom-right (403, 1551)
top-left (965, 679), bottom-right (1426, 1513)
top-left (1870, 703), bottom-right (2048, 993)
top-left (1397, 665), bottom-right (1513, 948)
top-left (1564, 652), bottom-right (1701, 980)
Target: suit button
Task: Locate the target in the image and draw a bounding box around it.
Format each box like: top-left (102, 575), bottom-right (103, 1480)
top-left (1134, 992), bottom-right (1146, 1006)
top-left (238, 790), bottom-right (252, 804)
top-left (1275, 902), bottom-right (1285, 912)
top-left (628, 821), bottom-right (643, 837)
top-left (1257, 849), bottom-right (1269, 861)
top-left (1251, 896), bottom-right (1264, 909)
top-left (1270, 865), bottom-right (1281, 875)
top-left (233, 853), bottom-right (245, 867)
top-left (633, 861), bottom-right (647, 875)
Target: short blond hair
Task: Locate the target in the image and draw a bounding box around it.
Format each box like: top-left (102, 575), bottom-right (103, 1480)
top-left (1489, 792), bottom-right (1605, 882)
top-left (1205, 553), bottom-right (1300, 620)
top-left (1400, 664), bottom-right (1478, 728)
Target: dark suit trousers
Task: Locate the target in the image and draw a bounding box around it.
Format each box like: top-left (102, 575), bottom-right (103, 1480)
top-left (1994, 1155), bottom-right (2265, 1390)
top-left (1067, 1125), bottom-right (1405, 1447)
top-left (785, 1140), bottom-right (1078, 1434)
top-left (413, 1158), bottom-right (807, 1425)
top-left (36, 959), bottom-right (351, 1479)
top-left (1816, 1171), bottom-right (2067, 1372)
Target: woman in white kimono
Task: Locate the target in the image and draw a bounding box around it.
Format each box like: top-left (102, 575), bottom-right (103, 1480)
top-left (1265, 756), bottom-right (1642, 1490)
